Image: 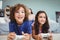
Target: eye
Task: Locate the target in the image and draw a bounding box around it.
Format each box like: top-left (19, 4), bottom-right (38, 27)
top-left (39, 16), bottom-right (42, 18)
top-left (21, 11), bottom-right (25, 13)
top-left (15, 11), bottom-right (19, 13)
top-left (44, 17), bottom-right (46, 18)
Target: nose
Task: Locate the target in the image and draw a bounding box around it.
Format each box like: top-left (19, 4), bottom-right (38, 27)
top-left (41, 17), bottom-right (45, 20)
top-left (19, 12), bottom-right (22, 16)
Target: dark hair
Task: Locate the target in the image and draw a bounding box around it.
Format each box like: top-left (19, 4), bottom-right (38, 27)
top-left (34, 11), bottom-right (49, 35)
top-left (6, 5), bottom-right (10, 8)
top-left (29, 8), bottom-right (33, 14)
top-left (10, 4), bottom-right (29, 22)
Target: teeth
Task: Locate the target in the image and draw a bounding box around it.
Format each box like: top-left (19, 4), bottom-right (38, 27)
top-left (18, 17), bottom-right (23, 19)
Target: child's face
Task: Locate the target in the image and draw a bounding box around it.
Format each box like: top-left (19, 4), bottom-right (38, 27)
top-left (14, 7), bottom-right (25, 24)
top-left (28, 9), bottom-right (31, 14)
top-left (38, 13), bottom-right (46, 25)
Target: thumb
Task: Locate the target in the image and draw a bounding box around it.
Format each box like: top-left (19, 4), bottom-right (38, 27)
top-left (22, 31), bottom-right (24, 35)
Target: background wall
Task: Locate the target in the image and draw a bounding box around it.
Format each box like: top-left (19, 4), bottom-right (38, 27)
top-left (0, 0), bottom-right (2, 9)
top-left (2, 0), bottom-right (60, 21)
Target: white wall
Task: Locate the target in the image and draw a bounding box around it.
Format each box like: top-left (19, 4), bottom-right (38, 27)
top-left (0, 1), bottom-right (2, 9)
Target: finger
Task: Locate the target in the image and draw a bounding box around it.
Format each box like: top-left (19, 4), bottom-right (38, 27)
top-left (24, 34), bottom-right (29, 37)
top-left (38, 34), bottom-right (42, 39)
top-left (10, 32), bottom-right (16, 36)
top-left (23, 37), bottom-right (29, 40)
top-left (8, 35), bottom-right (15, 39)
top-left (49, 33), bottom-right (52, 37)
top-left (8, 32), bottom-right (16, 40)
top-left (7, 37), bottom-right (13, 40)
top-left (22, 31), bottom-right (24, 35)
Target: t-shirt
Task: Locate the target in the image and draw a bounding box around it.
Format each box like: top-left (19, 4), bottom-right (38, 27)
top-left (9, 20), bottom-right (32, 35)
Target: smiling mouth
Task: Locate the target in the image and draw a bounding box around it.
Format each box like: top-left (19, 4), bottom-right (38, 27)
top-left (18, 17), bottom-right (23, 19)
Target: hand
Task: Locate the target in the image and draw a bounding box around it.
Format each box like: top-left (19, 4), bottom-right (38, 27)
top-left (22, 32), bottom-right (30, 40)
top-left (48, 33), bottom-right (53, 40)
top-left (37, 34), bottom-right (42, 40)
top-left (35, 34), bottom-right (42, 40)
top-left (7, 32), bottom-right (16, 40)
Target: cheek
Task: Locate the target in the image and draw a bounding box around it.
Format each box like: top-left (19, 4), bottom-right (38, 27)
top-left (14, 14), bottom-right (18, 19)
top-left (38, 18), bottom-right (41, 23)
top-left (22, 14), bottom-right (25, 17)
top-left (43, 18), bottom-right (46, 22)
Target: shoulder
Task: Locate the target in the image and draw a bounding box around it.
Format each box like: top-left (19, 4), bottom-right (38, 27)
top-left (23, 20), bottom-right (32, 27)
top-left (9, 21), bottom-right (16, 26)
top-left (22, 20), bottom-right (29, 26)
top-left (23, 20), bottom-right (29, 24)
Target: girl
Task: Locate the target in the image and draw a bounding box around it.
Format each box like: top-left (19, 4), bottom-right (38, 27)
top-left (8, 4), bottom-right (32, 40)
top-left (32, 11), bottom-right (52, 40)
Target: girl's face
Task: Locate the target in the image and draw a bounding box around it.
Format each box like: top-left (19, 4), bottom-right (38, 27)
top-left (38, 13), bottom-right (46, 25)
top-left (14, 7), bottom-right (25, 24)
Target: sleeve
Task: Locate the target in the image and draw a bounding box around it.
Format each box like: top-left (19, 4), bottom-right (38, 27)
top-left (9, 22), bottom-right (15, 32)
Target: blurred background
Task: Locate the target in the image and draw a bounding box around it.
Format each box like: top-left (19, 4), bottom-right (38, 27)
top-left (0, 0), bottom-right (60, 39)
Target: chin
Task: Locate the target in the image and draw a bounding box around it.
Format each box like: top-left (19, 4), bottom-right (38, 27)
top-left (17, 20), bottom-right (23, 24)
top-left (18, 20), bottom-right (23, 22)
top-left (41, 23), bottom-right (45, 25)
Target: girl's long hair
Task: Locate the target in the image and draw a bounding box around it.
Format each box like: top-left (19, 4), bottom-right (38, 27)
top-left (34, 11), bottom-right (49, 35)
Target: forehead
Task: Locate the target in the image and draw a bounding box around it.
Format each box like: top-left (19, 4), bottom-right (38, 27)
top-left (18, 7), bottom-right (24, 11)
top-left (15, 7), bottom-right (25, 12)
top-left (38, 13), bottom-right (46, 17)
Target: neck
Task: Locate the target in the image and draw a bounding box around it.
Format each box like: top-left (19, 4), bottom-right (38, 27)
top-left (17, 21), bottom-right (23, 25)
top-left (39, 24), bottom-right (43, 30)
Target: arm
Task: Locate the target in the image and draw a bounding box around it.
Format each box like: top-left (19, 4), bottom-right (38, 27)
top-left (9, 22), bottom-right (15, 32)
top-left (48, 29), bottom-right (53, 40)
top-left (7, 22), bottom-right (16, 40)
top-left (7, 32), bottom-right (16, 40)
top-left (32, 26), bottom-right (38, 39)
top-left (32, 26), bottom-right (42, 40)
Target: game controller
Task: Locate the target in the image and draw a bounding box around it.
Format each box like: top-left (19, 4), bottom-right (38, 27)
top-left (41, 33), bottom-right (50, 38)
top-left (14, 35), bottom-right (25, 40)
